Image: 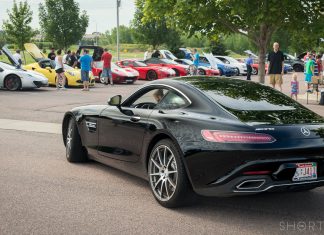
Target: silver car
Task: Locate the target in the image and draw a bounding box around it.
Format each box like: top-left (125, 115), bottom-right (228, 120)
top-left (0, 46), bottom-right (48, 91)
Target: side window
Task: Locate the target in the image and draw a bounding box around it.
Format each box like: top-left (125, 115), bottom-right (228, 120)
top-left (122, 61), bottom-right (129, 66)
top-left (156, 90), bottom-right (190, 110)
top-left (130, 88), bottom-right (168, 109)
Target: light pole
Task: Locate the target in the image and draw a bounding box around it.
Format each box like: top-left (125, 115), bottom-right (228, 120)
top-left (116, 0), bottom-right (121, 60)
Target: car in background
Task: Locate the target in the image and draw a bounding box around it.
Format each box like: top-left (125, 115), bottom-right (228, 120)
top-left (215, 55), bottom-right (247, 76)
top-left (78, 45), bottom-right (139, 84)
top-left (0, 46), bottom-right (48, 91)
top-left (199, 55), bottom-right (236, 76)
top-left (158, 50), bottom-right (178, 60)
top-left (174, 58), bottom-right (220, 76)
top-left (284, 54), bottom-right (304, 72)
top-left (23, 43), bottom-right (95, 87)
top-left (143, 58), bottom-right (189, 76)
top-left (116, 59), bottom-right (175, 80)
top-left (178, 48), bottom-right (193, 59)
top-left (251, 62), bottom-right (292, 75)
top-left (92, 61), bottom-right (139, 84)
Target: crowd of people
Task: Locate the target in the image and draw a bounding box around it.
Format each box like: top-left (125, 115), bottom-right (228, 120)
top-left (246, 42), bottom-right (324, 101)
top-left (45, 47), bottom-right (113, 91)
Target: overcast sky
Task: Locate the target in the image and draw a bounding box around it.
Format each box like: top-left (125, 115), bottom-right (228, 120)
top-left (0, 0), bottom-right (136, 33)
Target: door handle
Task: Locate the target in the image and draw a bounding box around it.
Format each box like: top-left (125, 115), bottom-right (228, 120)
top-left (130, 116), bottom-right (141, 122)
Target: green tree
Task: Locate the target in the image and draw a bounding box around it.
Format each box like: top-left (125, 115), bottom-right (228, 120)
top-left (0, 30), bottom-right (6, 48)
top-left (132, 0), bottom-right (180, 49)
top-left (2, 0), bottom-right (35, 50)
top-left (143, 0), bottom-right (322, 83)
top-left (39, 0), bottom-right (89, 49)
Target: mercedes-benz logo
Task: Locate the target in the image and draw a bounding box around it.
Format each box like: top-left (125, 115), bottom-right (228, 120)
top-left (301, 127), bottom-right (311, 136)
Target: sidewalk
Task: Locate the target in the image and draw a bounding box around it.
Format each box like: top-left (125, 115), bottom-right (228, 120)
top-left (250, 72), bottom-right (324, 117)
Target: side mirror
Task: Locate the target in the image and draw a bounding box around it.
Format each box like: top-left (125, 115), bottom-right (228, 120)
top-left (108, 95), bottom-right (122, 106)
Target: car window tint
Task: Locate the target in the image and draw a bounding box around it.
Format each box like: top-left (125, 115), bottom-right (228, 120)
top-left (156, 90), bottom-right (189, 110)
top-left (131, 88), bottom-right (168, 109)
top-left (122, 61), bottom-right (129, 66)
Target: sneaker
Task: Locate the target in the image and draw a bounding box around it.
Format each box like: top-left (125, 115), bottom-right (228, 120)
top-left (104, 82), bottom-right (108, 85)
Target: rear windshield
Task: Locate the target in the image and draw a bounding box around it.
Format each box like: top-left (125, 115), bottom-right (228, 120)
top-left (180, 77), bottom-right (324, 124)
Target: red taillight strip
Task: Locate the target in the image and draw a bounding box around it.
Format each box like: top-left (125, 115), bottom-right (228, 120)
top-left (201, 130), bottom-right (276, 144)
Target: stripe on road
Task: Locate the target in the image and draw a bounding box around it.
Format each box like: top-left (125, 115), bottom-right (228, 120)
top-left (0, 119), bottom-right (61, 134)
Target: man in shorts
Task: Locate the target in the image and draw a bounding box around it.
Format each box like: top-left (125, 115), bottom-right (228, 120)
top-left (267, 42), bottom-right (284, 91)
top-left (101, 48), bottom-right (113, 85)
top-left (79, 49), bottom-right (93, 91)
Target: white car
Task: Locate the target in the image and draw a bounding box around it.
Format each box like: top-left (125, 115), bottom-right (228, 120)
top-left (0, 46), bottom-right (48, 91)
top-left (215, 55), bottom-right (247, 75)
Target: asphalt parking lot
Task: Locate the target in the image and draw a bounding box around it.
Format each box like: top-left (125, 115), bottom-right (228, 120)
top-left (1, 73), bottom-right (324, 235)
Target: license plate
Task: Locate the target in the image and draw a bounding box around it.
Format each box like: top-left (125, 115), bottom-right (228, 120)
top-left (126, 79), bottom-right (133, 82)
top-left (292, 162), bottom-right (317, 182)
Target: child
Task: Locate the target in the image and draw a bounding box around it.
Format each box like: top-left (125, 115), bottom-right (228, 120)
top-left (291, 73), bottom-right (299, 100)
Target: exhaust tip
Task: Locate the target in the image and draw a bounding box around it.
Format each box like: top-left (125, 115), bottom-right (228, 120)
top-left (236, 179), bottom-right (266, 190)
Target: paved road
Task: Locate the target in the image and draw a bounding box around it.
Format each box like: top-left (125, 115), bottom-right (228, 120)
top-left (0, 74), bottom-right (323, 235)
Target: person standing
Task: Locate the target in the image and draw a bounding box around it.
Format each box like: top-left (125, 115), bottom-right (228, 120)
top-left (101, 48), bottom-right (113, 85)
top-left (290, 73), bottom-right (299, 100)
top-left (267, 42), bottom-right (285, 92)
top-left (191, 48), bottom-right (200, 75)
top-left (68, 51), bottom-right (78, 68)
top-left (55, 49), bottom-right (67, 90)
top-left (79, 49), bottom-right (93, 91)
top-left (305, 53), bottom-right (315, 91)
top-left (62, 50), bottom-right (71, 64)
top-left (246, 53), bottom-right (253, 80)
top-left (48, 48), bottom-right (56, 60)
top-left (13, 49), bottom-right (23, 66)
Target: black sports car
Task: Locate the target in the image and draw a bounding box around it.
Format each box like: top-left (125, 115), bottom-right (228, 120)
top-left (62, 76), bottom-right (324, 208)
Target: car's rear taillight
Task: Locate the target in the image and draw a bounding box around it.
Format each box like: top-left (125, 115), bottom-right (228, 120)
top-left (201, 130), bottom-right (276, 144)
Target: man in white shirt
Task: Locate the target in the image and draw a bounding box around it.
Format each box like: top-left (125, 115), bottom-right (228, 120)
top-left (13, 49), bottom-right (23, 65)
top-left (62, 50), bottom-right (71, 64)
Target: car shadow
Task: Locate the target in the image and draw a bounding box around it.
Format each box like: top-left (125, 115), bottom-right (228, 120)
top-left (79, 160), bottom-right (324, 229)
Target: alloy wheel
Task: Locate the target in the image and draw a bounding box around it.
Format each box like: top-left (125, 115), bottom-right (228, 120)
top-left (149, 145), bottom-right (178, 202)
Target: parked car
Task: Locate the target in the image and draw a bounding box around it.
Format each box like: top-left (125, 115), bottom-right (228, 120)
top-left (78, 46), bottom-right (139, 84)
top-left (143, 58), bottom-right (189, 76)
top-left (199, 55), bottom-right (236, 76)
top-left (251, 62), bottom-right (292, 75)
top-left (284, 54), bottom-right (304, 72)
top-left (174, 59), bottom-right (220, 76)
top-left (215, 55), bottom-right (247, 76)
top-left (0, 46), bottom-right (48, 91)
top-left (62, 76), bottom-right (324, 208)
top-left (92, 61), bottom-right (139, 84)
top-left (116, 59), bottom-right (175, 80)
top-left (23, 43), bottom-right (95, 87)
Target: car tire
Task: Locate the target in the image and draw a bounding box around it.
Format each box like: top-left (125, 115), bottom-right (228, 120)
top-left (235, 68), bottom-right (240, 76)
top-left (252, 67), bottom-right (258, 75)
top-left (293, 64), bottom-right (303, 72)
top-left (148, 139), bottom-right (195, 208)
top-left (172, 69), bottom-right (180, 77)
top-left (198, 69), bottom-right (205, 75)
top-left (65, 118), bottom-right (88, 163)
top-left (4, 75), bottom-right (21, 91)
top-left (146, 70), bottom-right (158, 81)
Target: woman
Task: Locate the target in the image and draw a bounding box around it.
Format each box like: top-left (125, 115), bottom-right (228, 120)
top-left (55, 49), bottom-right (67, 90)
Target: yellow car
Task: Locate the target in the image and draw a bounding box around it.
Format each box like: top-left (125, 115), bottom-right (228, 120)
top-left (23, 43), bottom-right (95, 87)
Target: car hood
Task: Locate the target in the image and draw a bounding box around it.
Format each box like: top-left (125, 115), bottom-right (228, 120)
top-left (203, 53), bottom-right (218, 70)
top-left (1, 45), bottom-right (20, 68)
top-left (24, 43), bottom-right (46, 62)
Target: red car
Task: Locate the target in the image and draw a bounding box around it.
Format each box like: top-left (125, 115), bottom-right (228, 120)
top-left (143, 58), bottom-right (189, 76)
top-left (252, 63), bottom-right (268, 75)
top-left (116, 59), bottom-right (176, 80)
top-left (92, 62), bottom-right (139, 84)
